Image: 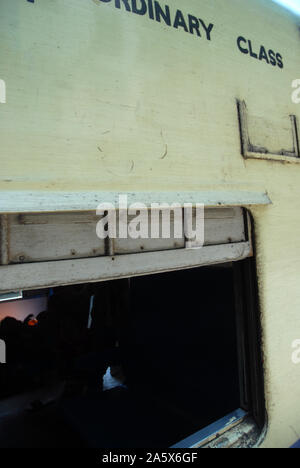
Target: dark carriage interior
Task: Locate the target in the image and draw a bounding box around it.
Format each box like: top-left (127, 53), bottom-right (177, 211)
top-left (0, 264), bottom-right (240, 448)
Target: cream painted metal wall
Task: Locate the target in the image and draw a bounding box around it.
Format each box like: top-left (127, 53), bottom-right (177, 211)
top-left (0, 0), bottom-right (300, 448)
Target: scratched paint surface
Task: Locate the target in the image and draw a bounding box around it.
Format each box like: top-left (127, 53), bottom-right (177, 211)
top-left (1, 0), bottom-right (300, 448)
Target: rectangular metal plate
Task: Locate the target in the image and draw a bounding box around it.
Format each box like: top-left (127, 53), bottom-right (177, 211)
top-left (238, 100), bottom-right (300, 162)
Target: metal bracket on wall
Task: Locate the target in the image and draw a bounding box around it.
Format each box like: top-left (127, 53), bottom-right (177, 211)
top-left (237, 100), bottom-right (300, 162)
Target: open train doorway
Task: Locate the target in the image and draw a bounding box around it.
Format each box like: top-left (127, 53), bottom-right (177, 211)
top-left (0, 258), bottom-right (264, 448)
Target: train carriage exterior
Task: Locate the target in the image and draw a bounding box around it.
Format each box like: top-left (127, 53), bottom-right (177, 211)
top-left (0, 0), bottom-right (300, 449)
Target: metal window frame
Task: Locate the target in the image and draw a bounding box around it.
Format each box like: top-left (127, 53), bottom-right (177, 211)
top-left (170, 212), bottom-right (265, 448)
top-left (0, 207), bottom-right (266, 448)
top-left (0, 240), bottom-right (252, 294)
top-left (233, 253), bottom-right (265, 430)
top-left (0, 207), bottom-right (253, 294)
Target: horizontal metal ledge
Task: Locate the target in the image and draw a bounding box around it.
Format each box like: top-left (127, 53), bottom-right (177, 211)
top-left (0, 241), bottom-right (251, 293)
top-left (0, 191), bottom-right (272, 214)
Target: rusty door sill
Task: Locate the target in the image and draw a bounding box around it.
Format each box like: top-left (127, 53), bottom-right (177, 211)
top-left (171, 409), bottom-right (261, 448)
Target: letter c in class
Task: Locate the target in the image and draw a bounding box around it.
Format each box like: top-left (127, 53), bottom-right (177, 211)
top-left (237, 36), bottom-right (249, 54)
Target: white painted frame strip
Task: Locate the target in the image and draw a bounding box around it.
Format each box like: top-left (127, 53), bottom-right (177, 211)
top-left (0, 241), bottom-right (251, 293)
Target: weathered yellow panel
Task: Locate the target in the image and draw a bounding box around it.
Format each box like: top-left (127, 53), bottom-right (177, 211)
top-left (1, 0), bottom-right (300, 447)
